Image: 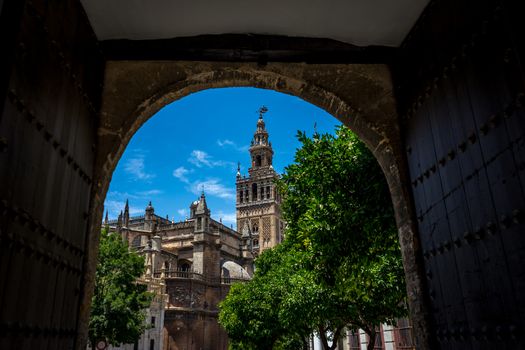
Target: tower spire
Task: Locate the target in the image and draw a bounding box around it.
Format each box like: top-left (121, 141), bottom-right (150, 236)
top-left (259, 105), bottom-right (268, 119)
top-left (249, 106), bottom-right (273, 170)
top-left (124, 198), bottom-right (130, 226)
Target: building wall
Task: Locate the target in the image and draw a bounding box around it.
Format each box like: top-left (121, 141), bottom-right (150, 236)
top-left (109, 198), bottom-right (250, 350)
top-left (394, 0), bottom-right (525, 348)
top-left (164, 279), bottom-right (231, 350)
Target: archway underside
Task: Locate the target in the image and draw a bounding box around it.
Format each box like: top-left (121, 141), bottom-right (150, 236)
top-left (80, 61), bottom-right (432, 349)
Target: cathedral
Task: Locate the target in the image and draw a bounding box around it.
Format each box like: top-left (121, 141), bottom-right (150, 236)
top-left (104, 110), bottom-right (282, 350)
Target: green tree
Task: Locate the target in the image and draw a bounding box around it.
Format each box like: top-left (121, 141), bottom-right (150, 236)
top-left (219, 126), bottom-right (407, 350)
top-left (277, 126), bottom-right (407, 350)
top-left (219, 243), bottom-right (313, 350)
top-left (88, 228), bottom-right (153, 347)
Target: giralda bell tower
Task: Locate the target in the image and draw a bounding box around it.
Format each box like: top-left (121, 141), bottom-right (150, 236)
top-left (236, 107), bottom-right (283, 255)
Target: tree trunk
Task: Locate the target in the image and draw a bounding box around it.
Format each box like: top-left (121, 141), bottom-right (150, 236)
top-left (367, 328), bottom-right (376, 350)
top-left (328, 326), bottom-right (343, 350)
top-left (302, 335), bottom-right (309, 350)
top-left (318, 326), bottom-right (330, 350)
top-left (318, 325), bottom-right (344, 350)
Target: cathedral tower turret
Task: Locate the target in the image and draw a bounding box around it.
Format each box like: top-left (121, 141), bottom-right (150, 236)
top-left (104, 210), bottom-right (109, 229)
top-left (249, 106), bottom-right (274, 174)
top-left (236, 107), bottom-right (283, 255)
top-left (193, 191), bottom-right (210, 233)
top-left (123, 199), bottom-right (130, 227)
top-left (145, 201), bottom-right (155, 231)
top-left (192, 192), bottom-right (221, 278)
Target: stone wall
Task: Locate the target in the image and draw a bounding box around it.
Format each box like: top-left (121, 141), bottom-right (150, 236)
top-left (164, 278), bottom-right (230, 350)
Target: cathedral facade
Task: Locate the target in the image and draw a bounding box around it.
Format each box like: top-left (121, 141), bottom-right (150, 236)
top-left (105, 112), bottom-right (281, 350)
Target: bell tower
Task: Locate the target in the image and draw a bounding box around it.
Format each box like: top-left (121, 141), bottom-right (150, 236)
top-left (236, 107), bottom-right (283, 255)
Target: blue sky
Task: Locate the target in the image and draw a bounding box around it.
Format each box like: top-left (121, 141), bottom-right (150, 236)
top-left (105, 87), bottom-right (340, 229)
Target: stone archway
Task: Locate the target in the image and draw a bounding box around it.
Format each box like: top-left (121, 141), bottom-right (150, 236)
top-left (79, 61), bottom-right (432, 349)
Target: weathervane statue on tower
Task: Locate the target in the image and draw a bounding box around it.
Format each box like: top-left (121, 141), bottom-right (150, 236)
top-left (259, 105), bottom-right (268, 118)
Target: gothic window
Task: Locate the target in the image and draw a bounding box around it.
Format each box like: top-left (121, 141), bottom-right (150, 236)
top-left (252, 183), bottom-right (258, 201)
top-left (197, 217), bottom-right (202, 230)
top-left (251, 218), bottom-right (259, 233)
top-left (131, 235), bottom-right (141, 248)
top-left (256, 155), bottom-right (262, 167)
top-left (240, 190), bottom-right (244, 203)
top-left (253, 239), bottom-right (259, 247)
top-left (266, 186), bottom-right (271, 199)
top-left (262, 217), bottom-right (271, 245)
top-left (245, 189), bottom-right (249, 201)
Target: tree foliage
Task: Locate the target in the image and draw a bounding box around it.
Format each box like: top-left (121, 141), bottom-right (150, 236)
top-left (89, 228), bottom-right (153, 346)
top-left (219, 126), bottom-right (407, 350)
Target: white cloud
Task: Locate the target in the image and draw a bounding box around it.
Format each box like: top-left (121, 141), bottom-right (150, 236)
top-left (217, 139), bottom-right (235, 147)
top-left (104, 200), bottom-right (143, 218)
top-left (215, 211), bottom-right (237, 227)
top-left (188, 150), bottom-right (235, 169)
top-left (188, 150), bottom-right (212, 167)
top-left (136, 189), bottom-right (163, 197)
top-left (123, 154), bottom-right (155, 181)
top-left (190, 178), bottom-right (235, 200)
top-left (173, 166), bottom-right (192, 183)
top-left (107, 190), bottom-right (162, 201)
top-left (217, 139), bottom-right (249, 152)
top-left (104, 189), bottom-right (163, 219)
top-left (177, 208), bottom-right (188, 218)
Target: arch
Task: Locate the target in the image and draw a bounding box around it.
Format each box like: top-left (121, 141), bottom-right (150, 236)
top-left (84, 62), bottom-right (430, 346)
top-left (131, 235), bottom-right (142, 248)
top-left (178, 260), bottom-right (192, 271)
top-left (251, 183), bottom-right (258, 202)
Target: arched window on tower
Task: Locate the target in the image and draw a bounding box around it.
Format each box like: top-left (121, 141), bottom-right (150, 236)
top-left (266, 186), bottom-right (271, 199)
top-left (240, 190), bottom-right (244, 203)
top-left (197, 217), bottom-right (202, 230)
top-left (245, 189), bottom-right (249, 202)
top-left (256, 155), bottom-right (262, 167)
top-left (252, 183), bottom-right (258, 201)
top-left (252, 222), bottom-right (259, 233)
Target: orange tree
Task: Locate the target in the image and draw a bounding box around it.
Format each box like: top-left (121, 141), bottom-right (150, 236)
top-left (219, 126), bottom-right (407, 350)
